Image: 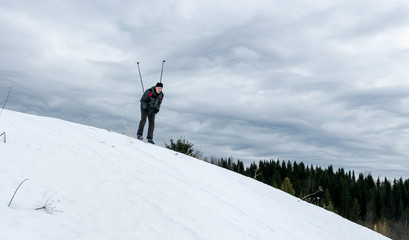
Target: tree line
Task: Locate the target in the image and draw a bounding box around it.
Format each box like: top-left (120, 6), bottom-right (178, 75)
top-left (166, 137), bottom-right (408, 239)
top-left (211, 157), bottom-right (408, 239)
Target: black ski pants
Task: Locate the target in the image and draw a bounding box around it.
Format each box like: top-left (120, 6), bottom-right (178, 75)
top-left (137, 107), bottom-right (155, 140)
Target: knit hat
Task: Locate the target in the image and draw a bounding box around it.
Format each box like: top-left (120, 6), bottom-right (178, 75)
top-left (156, 82), bottom-right (163, 88)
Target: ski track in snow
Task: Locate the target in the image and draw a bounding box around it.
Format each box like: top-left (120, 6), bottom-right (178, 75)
top-left (0, 110), bottom-right (389, 240)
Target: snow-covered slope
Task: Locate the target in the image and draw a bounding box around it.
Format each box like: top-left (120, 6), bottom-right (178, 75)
top-left (0, 110), bottom-right (389, 240)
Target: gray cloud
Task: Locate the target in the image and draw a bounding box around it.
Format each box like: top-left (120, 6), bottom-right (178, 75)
top-left (1, 0), bottom-right (409, 178)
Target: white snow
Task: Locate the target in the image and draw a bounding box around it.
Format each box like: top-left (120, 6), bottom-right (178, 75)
top-left (0, 109), bottom-right (389, 240)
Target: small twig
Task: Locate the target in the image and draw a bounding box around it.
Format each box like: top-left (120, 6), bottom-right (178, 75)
top-left (0, 132), bottom-right (5, 143)
top-left (254, 167), bottom-right (261, 179)
top-left (35, 191), bottom-right (63, 214)
top-left (1, 85), bottom-right (13, 115)
top-left (298, 186), bottom-right (324, 202)
top-left (123, 120), bottom-right (134, 143)
top-left (8, 178), bottom-right (29, 207)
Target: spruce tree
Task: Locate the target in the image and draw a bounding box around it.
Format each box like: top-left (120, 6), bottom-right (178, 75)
top-left (281, 177), bottom-right (295, 196)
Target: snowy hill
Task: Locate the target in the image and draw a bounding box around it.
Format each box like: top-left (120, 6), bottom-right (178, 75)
top-left (0, 110), bottom-right (389, 240)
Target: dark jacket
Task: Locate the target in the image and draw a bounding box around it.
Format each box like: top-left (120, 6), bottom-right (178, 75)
top-left (140, 86), bottom-right (164, 113)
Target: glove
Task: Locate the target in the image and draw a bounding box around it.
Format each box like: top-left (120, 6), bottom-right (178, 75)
top-left (154, 108), bottom-right (159, 114)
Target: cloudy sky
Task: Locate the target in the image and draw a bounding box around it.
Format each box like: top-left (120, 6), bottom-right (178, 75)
top-left (1, 0), bottom-right (409, 178)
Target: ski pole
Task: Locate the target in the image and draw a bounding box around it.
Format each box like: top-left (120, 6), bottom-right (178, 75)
top-left (159, 60), bottom-right (166, 83)
top-left (137, 62), bottom-right (145, 93)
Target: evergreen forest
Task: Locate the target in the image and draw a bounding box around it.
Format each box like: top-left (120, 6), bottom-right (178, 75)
top-left (165, 137), bottom-right (409, 239)
top-left (211, 158), bottom-right (408, 240)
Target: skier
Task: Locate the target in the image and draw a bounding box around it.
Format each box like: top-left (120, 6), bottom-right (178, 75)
top-left (137, 82), bottom-right (164, 144)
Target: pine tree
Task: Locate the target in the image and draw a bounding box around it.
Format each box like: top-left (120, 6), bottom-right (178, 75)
top-left (165, 137), bottom-right (199, 158)
top-left (281, 177), bottom-right (295, 196)
top-left (350, 198), bottom-right (361, 222)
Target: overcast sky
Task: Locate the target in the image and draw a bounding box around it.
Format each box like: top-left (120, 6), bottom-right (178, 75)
top-left (1, 0), bottom-right (409, 178)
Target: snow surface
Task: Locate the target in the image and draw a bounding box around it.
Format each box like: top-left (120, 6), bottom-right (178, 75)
top-left (0, 109), bottom-right (389, 240)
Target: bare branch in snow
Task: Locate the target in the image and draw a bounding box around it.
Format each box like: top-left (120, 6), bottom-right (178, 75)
top-left (35, 191), bottom-right (63, 214)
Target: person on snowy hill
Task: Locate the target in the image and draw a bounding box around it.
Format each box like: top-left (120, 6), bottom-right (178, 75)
top-left (137, 82), bottom-right (164, 144)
